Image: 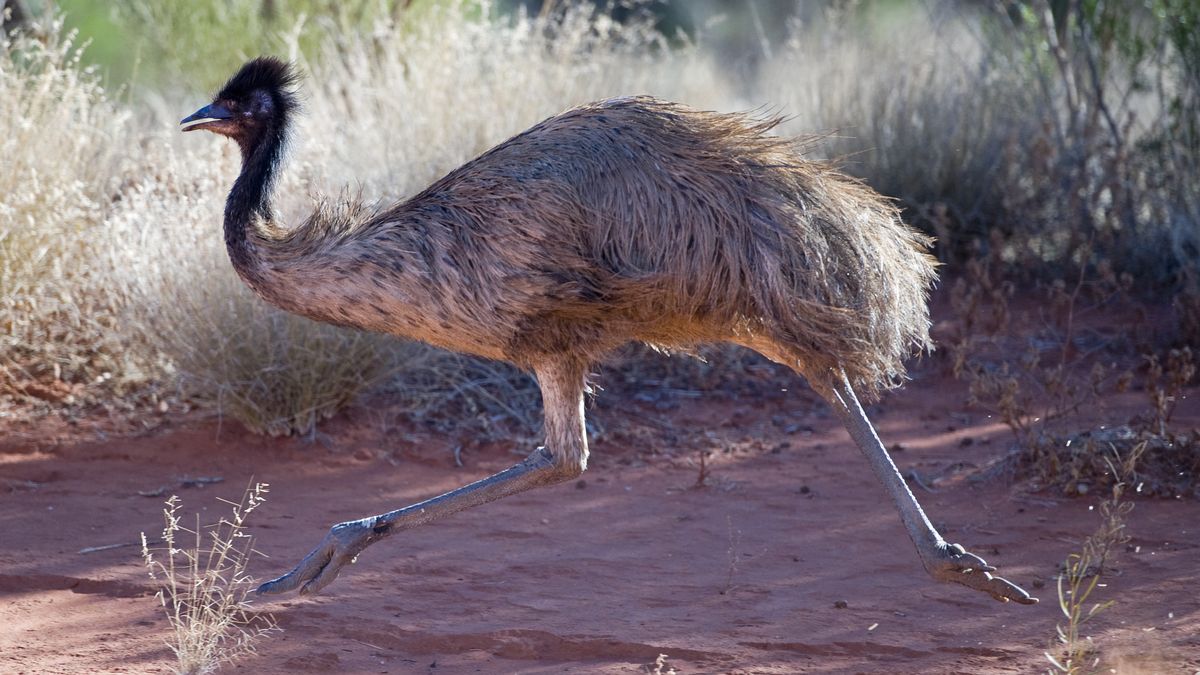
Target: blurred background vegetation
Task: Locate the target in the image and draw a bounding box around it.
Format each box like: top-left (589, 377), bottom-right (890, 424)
top-left (1, 0), bottom-right (1197, 437)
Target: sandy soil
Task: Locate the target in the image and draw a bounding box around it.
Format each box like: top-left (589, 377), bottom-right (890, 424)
top-left (1, 366), bottom-right (1197, 674)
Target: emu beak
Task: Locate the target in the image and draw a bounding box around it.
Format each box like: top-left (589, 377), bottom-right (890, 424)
top-left (180, 102), bottom-right (233, 132)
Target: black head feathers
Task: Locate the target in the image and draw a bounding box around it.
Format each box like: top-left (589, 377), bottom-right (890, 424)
top-left (217, 56), bottom-right (301, 114)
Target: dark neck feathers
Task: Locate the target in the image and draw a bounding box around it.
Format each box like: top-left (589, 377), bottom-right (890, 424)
top-left (224, 119), bottom-right (288, 274)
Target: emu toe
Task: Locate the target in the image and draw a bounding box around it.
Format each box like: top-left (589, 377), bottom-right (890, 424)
top-left (957, 570), bottom-right (1038, 605)
top-left (925, 542), bottom-right (1038, 604)
top-left (256, 518), bottom-right (380, 597)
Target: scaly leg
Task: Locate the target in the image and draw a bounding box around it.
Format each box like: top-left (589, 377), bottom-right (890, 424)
top-left (823, 372), bottom-right (1037, 604)
top-left (256, 359), bottom-right (589, 597)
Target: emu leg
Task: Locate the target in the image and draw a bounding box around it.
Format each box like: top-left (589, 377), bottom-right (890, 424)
top-left (255, 446), bottom-right (575, 596)
top-left (256, 359), bottom-right (589, 597)
top-left (824, 372), bottom-right (1037, 605)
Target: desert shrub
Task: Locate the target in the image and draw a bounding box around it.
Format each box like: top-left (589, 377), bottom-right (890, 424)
top-left (0, 22), bottom-right (157, 399)
top-left (0, 13), bottom-right (405, 428)
top-left (761, 7), bottom-right (1032, 263)
top-left (295, 1), bottom-right (730, 199)
top-left (950, 244), bottom-right (1198, 497)
top-left (151, 288), bottom-right (398, 438)
top-left (378, 351), bottom-right (541, 436)
top-left (984, 1), bottom-right (1199, 286)
top-left (1021, 424), bottom-right (1199, 499)
top-left (761, 2), bottom-right (1199, 294)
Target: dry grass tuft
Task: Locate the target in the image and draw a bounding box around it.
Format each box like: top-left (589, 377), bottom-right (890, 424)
top-left (141, 483), bottom-right (279, 675)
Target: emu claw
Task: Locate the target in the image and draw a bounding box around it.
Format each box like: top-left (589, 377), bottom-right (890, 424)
top-left (965, 571), bottom-right (1038, 604)
top-left (928, 542), bottom-right (1038, 605)
top-left (255, 519), bottom-right (378, 597)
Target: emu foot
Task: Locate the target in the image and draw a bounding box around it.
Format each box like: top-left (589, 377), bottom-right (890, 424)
top-left (925, 542), bottom-right (1038, 605)
top-left (256, 518), bottom-right (383, 597)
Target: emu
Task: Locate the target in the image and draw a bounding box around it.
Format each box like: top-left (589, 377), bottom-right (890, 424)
top-left (181, 57), bottom-right (1035, 605)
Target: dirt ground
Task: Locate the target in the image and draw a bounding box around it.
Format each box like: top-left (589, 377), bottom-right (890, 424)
top-left (1, 363), bottom-right (1197, 674)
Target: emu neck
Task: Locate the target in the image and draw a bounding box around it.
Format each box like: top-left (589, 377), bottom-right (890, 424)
top-left (224, 126), bottom-right (286, 274)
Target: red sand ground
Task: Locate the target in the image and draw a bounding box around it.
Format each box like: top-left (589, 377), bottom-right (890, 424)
top-left (1, 368), bottom-right (1197, 674)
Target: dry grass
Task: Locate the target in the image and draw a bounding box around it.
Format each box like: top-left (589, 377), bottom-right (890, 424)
top-left (140, 483), bottom-right (279, 675)
top-left (761, 7), bottom-right (1025, 260)
top-left (0, 22), bottom-right (143, 394)
top-left (764, 3), bottom-right (1200, 288)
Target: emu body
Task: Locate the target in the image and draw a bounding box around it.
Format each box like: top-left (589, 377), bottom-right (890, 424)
top-left (183, 57), bottom-right (1035, 605)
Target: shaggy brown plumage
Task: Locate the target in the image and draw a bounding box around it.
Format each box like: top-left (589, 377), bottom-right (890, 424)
top-left (183, 58), bottom-right (1035, 606)
top-left (243, 95), bottom-right (936, 397)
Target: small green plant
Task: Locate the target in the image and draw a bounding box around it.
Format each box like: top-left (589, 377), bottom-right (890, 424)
top-left (141, 483), bottom-right (279, 675)
top-left (1046, 457), bottom-right (1136, 674)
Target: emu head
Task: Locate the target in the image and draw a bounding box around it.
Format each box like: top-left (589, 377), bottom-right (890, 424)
top-left (181, 56), bottom-right (299, 153)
